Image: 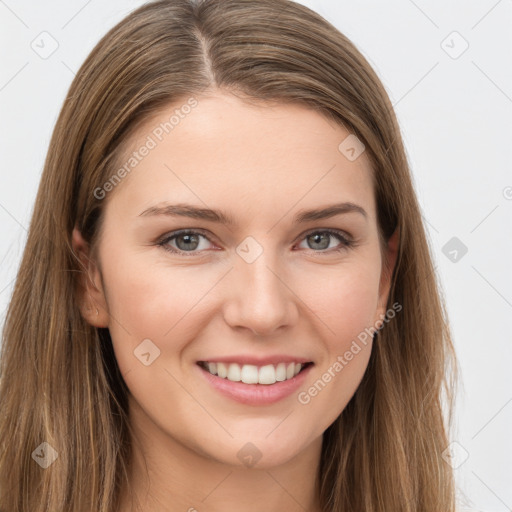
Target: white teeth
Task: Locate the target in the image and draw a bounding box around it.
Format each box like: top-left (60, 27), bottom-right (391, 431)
top-left (227, 363), bottom-right (241, 382)
top-left (240, 364), bottom-right (259, 384)
top-left (201, 361), bottom-right (307, 385)
top-left (258, 364), bottom-right (276, 385)
top-left (275, 362), bottom-right (287, 381)
top-left (217, 362), bottom-right (227, 379)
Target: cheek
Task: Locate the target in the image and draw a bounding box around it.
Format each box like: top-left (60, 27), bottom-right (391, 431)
top-left (292, 257), bottom-right (381, 346)
top-left (290, 257), bottom-right (380, 399)
top-left (99, 246), bottom-right (212, 371)
top-left (293, 264), bottom-right (379, 429)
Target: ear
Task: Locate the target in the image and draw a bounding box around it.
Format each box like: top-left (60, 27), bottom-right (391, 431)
top-left (374, 227), bottom-right (399, 324)
top-left (71, 226), bottom-right (109, 328)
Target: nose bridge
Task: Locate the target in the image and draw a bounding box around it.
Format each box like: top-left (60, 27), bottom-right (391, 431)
top-left (224, 235), bottom-right (297, 335)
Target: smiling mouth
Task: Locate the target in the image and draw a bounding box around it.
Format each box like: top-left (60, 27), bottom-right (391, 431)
top-left (197, 361), bottom-right (314, 385)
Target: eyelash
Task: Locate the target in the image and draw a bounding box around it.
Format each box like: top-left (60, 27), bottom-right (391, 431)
top-left (156, 228), bottom-right (356, 257)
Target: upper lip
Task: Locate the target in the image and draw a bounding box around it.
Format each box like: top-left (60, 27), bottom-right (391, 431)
top-left (197, 355), bottom-right (314, 366)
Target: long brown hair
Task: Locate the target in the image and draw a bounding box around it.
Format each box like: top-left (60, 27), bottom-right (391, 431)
top-left (0, 0), bottom-right (458, 510)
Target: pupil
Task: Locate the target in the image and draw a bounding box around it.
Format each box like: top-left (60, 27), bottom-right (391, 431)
top-left (178, 234), bottom-right (199, 250)
top-left (310, 233), bottom-right (329, 250)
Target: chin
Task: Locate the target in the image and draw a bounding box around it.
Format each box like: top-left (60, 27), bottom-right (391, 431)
top-left (215, 436), bottom-right (308, 470)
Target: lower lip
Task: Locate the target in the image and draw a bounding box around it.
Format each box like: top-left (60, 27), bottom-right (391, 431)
top-left (196, 363), bottom-right (314, 406)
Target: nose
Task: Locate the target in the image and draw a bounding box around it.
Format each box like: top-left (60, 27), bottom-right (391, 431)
top-left (223, 250), bottom-right (299, 337)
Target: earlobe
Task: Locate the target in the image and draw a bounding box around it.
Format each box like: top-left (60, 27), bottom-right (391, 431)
top-left (71, 226), bottom-right (109, 328)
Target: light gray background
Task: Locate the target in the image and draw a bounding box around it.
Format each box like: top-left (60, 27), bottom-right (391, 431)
top-left (1, 1), bottom-right (511, 510)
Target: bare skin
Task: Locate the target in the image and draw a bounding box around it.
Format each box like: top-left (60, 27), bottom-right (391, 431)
top-left (73, 90), bottom-right (398, 512)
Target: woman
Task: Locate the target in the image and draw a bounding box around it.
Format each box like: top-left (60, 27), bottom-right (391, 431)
top-left (0, 0), bottom-right (458, 510)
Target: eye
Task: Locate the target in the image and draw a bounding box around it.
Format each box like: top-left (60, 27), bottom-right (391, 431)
top-left (156, 228), bottom-right (355, 256)
top-left (157, 229), bottom-right (215, 256)
top-left (295, 229), bottom-right (355, 253)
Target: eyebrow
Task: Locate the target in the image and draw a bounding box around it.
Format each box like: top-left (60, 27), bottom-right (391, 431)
top-left (138, 201), bottom-right (368, 225)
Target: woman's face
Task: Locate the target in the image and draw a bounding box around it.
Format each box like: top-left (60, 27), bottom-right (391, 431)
top-left (75, 90), bottom-right (397, 469)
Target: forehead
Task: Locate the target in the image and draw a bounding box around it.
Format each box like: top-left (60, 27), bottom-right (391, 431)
top-left (106, 92), bottom-right (376, 224)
